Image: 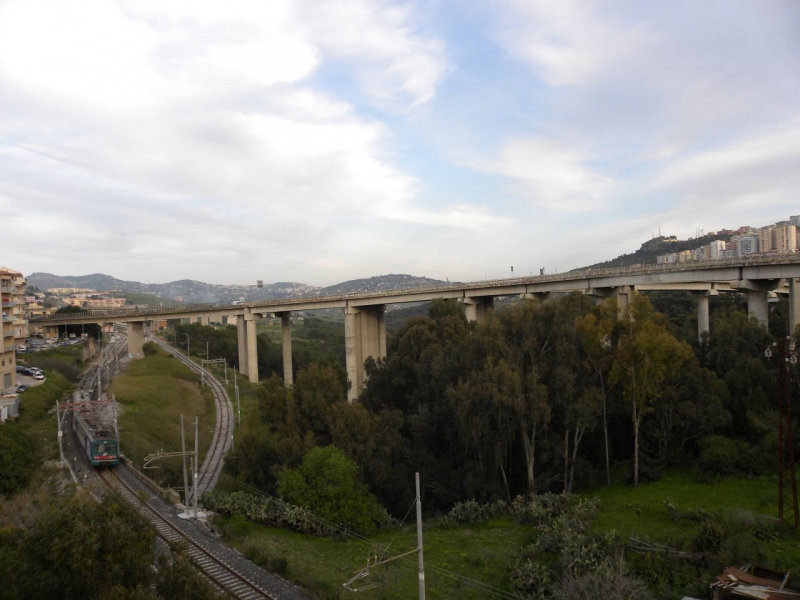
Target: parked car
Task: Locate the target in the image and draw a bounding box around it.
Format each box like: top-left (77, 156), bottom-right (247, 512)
top-left (33, 373), bottom-right (45, 381)
top-left (15, 385), bottom-right (28, 393)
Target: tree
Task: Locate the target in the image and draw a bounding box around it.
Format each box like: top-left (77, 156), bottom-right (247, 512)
top-left (610, 295), bottom-right (693, 486)
top-left (277, 445), bottom-right (387, 535)
top-left (575, 300), bottom-right (616, 485)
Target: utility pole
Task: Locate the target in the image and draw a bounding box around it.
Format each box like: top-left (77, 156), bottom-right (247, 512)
top-left (55, 401), bottom-right (64, 464)
top-left (766, 339), bottom-right (799, 528)
top-left (416, 472), bottom-right (426, 600)
top-left (194, 416), bottom-right (199, 519)
top-left (234, 366), bottom-right (241, 427)
top-left (181, 415), bottom-right (189, 509)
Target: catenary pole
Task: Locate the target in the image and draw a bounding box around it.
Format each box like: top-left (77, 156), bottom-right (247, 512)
top-left (194, 416), bottom-right (199, 518)
top-left (181, 415), bottom-right (189, 509)
top-left (416, 472), bottom-right (426, 600)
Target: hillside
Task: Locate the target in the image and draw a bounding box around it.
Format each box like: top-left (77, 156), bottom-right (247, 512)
top-left (583, 232), bottom-right (732, 270)
top-left (319, 273), bottom-right (447, 295)
top-left (26, 272), bottom-right (447, 304)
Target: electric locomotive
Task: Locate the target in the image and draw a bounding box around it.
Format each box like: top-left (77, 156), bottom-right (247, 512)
top-left (71, 390), bottom-right (119, 467)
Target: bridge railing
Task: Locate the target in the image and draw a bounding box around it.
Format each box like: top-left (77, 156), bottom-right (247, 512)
top-left (30, 252), bottom-right (800, 322)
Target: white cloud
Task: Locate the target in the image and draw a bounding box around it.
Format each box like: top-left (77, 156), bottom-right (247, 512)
top-left (293, 0), bottom-right (447, 107)
top-left (474, 137), bottom-right (617, 211)
top-left (652, 126), bottom-right (800, 213)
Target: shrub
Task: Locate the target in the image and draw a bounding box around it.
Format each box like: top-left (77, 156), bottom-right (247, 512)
top-left (697, 436), bottom-right (745, 477)
top-left (693, 520), bottom-right (726, 554)
top-left (443, 499), bottom-right (508, 524)
top-left (551, 559), bottom-right (653, 600)
top-left (142, 342), bottom-right (159, 356)
top-left (277, 445), bottom-right (389, 536)
top-left (510, 559), bottom-right (552, 600)
top-left (662, 497), bottom-right (681, 522)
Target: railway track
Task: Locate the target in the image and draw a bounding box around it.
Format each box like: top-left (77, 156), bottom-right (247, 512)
top-left (97, 467), bottom-right (278, 600)
top-left (148, 336), bottom-right (233, 498)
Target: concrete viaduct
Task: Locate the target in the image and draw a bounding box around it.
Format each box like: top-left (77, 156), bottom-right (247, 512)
top-left (31, 255), bottom-right (800, 401)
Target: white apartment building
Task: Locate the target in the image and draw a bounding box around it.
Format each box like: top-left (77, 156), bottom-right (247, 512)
top-left (1, 267), bottom-right (27, 393)
top-left (737, 235), bottom-right (759, 257)
top-left (710, 240), bottom-right (726, 260)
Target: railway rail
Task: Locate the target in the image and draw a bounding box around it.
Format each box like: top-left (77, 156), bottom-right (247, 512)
top-left (148, 336), bottom-right (233, 498)
top-left (97, 467), bottom-right (278, 600)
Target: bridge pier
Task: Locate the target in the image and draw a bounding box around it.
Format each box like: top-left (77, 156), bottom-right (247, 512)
top-left (589, 286), bottom-right (633, 319)
top-left (237, 315), bottom-right (248, 377)
top-left (278, 311), bottom-right (293, 386)
top-left (732, 279), bottom-right (781, 328)
top-left (462, 296), bottom-right (494, 323)
top-left (790, 279), bottom-right (800, 337)
top-left (344, 304), bottom-right (386, 402)
top-left (128, 321), bottom-right (145, 358)
top-left (691, 291), bottom-right (716, 342)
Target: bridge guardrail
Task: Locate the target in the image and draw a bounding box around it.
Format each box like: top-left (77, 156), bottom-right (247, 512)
top-left (30, 252), bottom-right (800, 323)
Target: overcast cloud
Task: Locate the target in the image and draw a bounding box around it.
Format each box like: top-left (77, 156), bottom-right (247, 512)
top-left (0, 0), bottom-right (798, 286)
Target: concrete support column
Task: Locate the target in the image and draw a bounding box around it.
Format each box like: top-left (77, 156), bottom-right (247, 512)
top-left (588, 286), bottom-right (633, 319)
top-left (616, 286), bottom-right (632, 319)
top-left (463, 296), bottom-right (494, 323)
top-left (748, 291), bottom-right (769, 327)
top-left (521, 292), bottom-right (551, 303)
top-left (245, 314), bottom-right (258, 383)
top-left (344, 304), bottom-right (387, 402)
top-left (236, 315), bottom-right (248, 376)
top-left (789, 278), bottom-right (800, 336)
top-left (278, 312), bottom-right (293, 386)
top-left (127, 321), bottom-right (145, 358)
top-left (696, 295), bottom-right (710, 342)
top-left (344, 306), bottom-right (361, 402)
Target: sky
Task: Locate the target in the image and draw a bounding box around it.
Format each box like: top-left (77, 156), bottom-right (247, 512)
top-left (1, 0), bottom-right (798, 286)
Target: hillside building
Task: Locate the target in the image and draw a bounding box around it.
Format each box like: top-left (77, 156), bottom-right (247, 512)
top-left (710, 240), bottom-right (726, 260)
top-left (775, 224), bottom-right (797, 254)
top-left (737, 235), bottom-right (759, 257)
top-left (1, 267), bottom-right (27, 394)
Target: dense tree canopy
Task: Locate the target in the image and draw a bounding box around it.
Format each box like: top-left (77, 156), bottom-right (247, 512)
top-left (226, 292), bottom-right (784, 514)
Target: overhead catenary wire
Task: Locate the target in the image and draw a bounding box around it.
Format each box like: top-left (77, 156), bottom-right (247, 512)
top-left (216, 473), bottom-right (523, 600)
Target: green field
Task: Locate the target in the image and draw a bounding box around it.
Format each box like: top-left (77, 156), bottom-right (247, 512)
top-left (213, 469), bottom-right (800, 600)
top-left (217, 507), bottom-right (527, 600)
top-left (109, 347), bottom-right (215, 490)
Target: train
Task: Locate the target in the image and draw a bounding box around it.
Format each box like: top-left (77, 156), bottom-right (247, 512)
top-left (71, 390), bottom-right (119, 467)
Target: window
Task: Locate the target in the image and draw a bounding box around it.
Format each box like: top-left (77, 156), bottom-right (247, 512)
top-left (3, 373), bottom-right (10, 389)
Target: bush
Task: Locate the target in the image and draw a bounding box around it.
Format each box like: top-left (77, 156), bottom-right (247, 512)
top-left (510, 559), bottom-right (552, 600)
top-left (697, 436), bottom-right (745, 477)
top-left (550, 559), bottom-right (653, 600)
top-left (277, 445), bottom-right (389, 536)
top-left (693, 520), bottom-right (726, 554)
top-left (442, 499), bottom-right (508, 525)
top-left (203, 491), bottom-right (331, 536)
top-left (142, 341), bottom-right (160, 356)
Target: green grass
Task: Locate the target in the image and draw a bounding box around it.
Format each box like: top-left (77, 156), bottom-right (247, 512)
top-left (214, 468), bottom-right (800, 599)
top-left (584, 469), bottom-right (800, 571)
top-left (110, 348), bottom-right (215, 489)
top-left (218, 512), bottom-right (527, 600)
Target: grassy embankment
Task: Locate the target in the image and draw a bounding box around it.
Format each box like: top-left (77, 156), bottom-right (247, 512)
top-left (213, 470), bottom-right (799, 599)
top-left (109, 345), bottom-right (215, 490)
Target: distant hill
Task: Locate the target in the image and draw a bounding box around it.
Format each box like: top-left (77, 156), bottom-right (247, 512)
top-left (583, 233), bottom-right (732, 270)
top-left (26, 272), bottom-right (447, 304)
top-left (319, 274), bottom-right (447, 295)
top-left (27, 272), bottom-right (321, 303)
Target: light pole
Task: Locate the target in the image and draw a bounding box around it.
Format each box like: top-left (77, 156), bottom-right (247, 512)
top-left (765, 338), bottom-right (799, 528)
